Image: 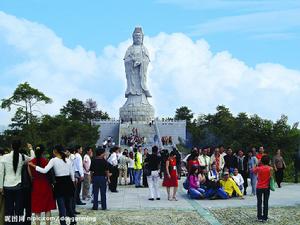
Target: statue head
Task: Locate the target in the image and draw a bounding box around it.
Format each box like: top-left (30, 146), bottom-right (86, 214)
top-left (132, 27), bottom-right (143, 45)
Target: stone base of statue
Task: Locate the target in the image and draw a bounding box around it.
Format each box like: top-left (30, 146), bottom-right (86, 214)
top-left (120, 94), bottom-right (154, 122)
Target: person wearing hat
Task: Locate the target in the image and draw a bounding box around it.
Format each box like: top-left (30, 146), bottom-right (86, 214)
top-left (219, 172), bottom-right (243, 199)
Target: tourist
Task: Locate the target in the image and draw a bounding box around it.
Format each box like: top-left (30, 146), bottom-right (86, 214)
top-left (210, 148), bottom-right (225, 173)
top-left (162, 151), bottom-right (178, 201)
top-left (128, 151), bottom-right (135, 185)
top-left (29, 145), bottom-right (56, 225)
top-left (74, 145), bottom-right (85, 205)
top-left (82, 147), bottom-right (93, 201)
top-left (273, 149), bottom-right (286, 188)
top-left (144, 146), bottom-right (161, 200)
top-left (198, 148), bottom-right (210, 173)
top-left (65, 147), bottom-right (79, 214)
top-left (219, 172), bottom-right (244, 199)
top-left (107, 146), bottom-right (120, 192)
top-left (134, 146), bottom-right (143, 187)
top-left (90, 147), bottom-right (110, 210)
top-left (118, 151), bottom-right (130, 185)
top-left (251, 147), bottom-right (257, 157)
top-left (29, 145), bottom-right (76, 225)
top-left (198, 167), bottom-right (206, 187)
top-left (252, 155), bottom-right (273, 222)
top-left (256, 146), bottom-right (265, 162)
top-left (142, 148), bottom-right (149, 187)
top-left (21, 144), bottom-right (34, 225)
top-left (236, 150), bottom-right (248, 195)
top-left (219, 145), bottom-right (227, 158)
top-left (205, 163), bottom-right (221, 199)
top-left (186, 149), bottom-right (200, 173)
top-left (232, 168), bottom-right (244, 193)
top-left (172, 148), bottom-right (182, 180)
top-left (0, 139), bottom-right (34, 224)
top-left (247, 150), bottom-right (258, 195)
top-left (159, 149), bottom-right (169, 178)
top-left (224, 148), bottom-right (238, 174)
top-left (188, 166), bottom-right (205, 199)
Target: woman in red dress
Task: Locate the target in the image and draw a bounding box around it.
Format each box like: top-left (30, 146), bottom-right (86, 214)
top-left (29, 146), bottom-right (56, 225)
top-left (163, 151), bottom-right (178, 201)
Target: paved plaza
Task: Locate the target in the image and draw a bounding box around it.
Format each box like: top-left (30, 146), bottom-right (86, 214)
top-left (63, 180), bottom-right (300, 225)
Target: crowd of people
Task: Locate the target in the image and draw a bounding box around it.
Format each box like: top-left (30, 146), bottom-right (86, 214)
top-left (183, 145), bottom-right (286, 222)
top-left (0, 139), bottom-right (289, 224)
top-left (120, 128), bottom-right (145, 146)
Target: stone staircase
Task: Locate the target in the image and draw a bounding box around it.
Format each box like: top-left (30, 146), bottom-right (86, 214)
top-left (119, 121), bottom-right (158, 149)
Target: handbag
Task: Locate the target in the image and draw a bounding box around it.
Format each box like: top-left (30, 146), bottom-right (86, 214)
top-left (21, 154), bottom-right (32, 189)
top-left (270, 176), bottom-right (275, 191)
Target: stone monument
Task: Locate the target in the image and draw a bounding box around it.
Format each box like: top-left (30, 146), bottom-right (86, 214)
top-left (119, 27), bottom-right (155, 122)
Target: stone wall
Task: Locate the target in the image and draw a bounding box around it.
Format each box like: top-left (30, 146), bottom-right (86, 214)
top-left (92, 120), bottom-right (120, 146)
top-left (156, 120), bottom-right (186, 145)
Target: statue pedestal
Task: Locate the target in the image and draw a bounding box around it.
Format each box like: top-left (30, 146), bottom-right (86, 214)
top-left (119, 94), bottom-right (154, 122)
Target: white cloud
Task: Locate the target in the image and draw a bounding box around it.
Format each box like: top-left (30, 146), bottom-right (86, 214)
top-left (1, 11), bottom-right (300, 126)
top-left (189, 9), bottom-right (300, 38)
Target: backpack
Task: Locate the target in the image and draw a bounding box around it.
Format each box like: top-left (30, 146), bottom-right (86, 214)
top-left (183, 177), bottom-right (190, 190)
top-left (21, 154), bottom-right (32, 189)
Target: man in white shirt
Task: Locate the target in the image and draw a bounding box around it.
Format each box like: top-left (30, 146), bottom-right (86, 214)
top-left (82, 147), bottom-right (93, 200)
top-left (74, 145), bottom-right (86, 205)
top-left (198, 148), bottom-right (211, 173)
top-left (107, 146), bottom-right (120, 192)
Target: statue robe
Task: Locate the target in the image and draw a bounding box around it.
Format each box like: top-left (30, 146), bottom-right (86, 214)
top-left (124, 44), bottom-right (151, 98)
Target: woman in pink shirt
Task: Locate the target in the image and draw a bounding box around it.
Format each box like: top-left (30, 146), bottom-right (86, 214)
top-left (252, 155), bottom-right (273, 222)
top-left (188, 166), bottom-right (205, 199)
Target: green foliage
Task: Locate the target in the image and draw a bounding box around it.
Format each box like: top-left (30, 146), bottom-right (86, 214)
top-left (174, 106), bottom-right (194, 124)
top-left (1, 82), bottom-right (52, 125)
top-left (1, 83), bottom-right (107, 150)
top-left (181, 105), bottom-right (300, 182)
top-left (60, 98), bottom-right (110, 122)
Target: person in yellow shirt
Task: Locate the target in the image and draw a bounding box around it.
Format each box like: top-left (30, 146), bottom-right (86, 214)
top-left (134, 146), bottom-right (143, 188)
top-left (220, 172), bottom-right (244, 199)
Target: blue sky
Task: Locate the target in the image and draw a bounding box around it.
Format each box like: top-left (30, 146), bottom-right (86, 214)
top-left (1, 0), bottom-right (300, 127)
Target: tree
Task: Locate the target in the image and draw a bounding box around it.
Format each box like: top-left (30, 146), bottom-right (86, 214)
top-left (60, 98), bottom-right (87, 121)
top-left (1, 82), bottom-right (52, 125)
top-left (60, 98), bottom-right (110, 122)
top-left (85, 99), bottom-right (110, 121)
top-left (174, 106), bottom-right (194, 124)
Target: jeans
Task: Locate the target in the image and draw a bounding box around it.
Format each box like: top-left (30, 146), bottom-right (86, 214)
top-left (147, 170), bottom-right (160, 199)
top-left (56, 196), bottom-right (76, 225)
top-left (4, 188), bottom-right (24, 225)
top-left (189, 187), bottom-right (205, 199)
top-left (205, 188), bottom-right (228, 199)
top-left (92, 176), bottom-right (107, 210)
top-left (250, 172), bottom-right (257, 195)
top-left (256, 188), bottom-right (270, 221)
top-left (128, 168), bottom-right (134, 184)
top-left (134, 169), bottom-right (142, 187)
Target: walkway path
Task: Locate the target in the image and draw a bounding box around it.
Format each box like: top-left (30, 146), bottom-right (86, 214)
top-left (75, 181), bottom-right (300, 225)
